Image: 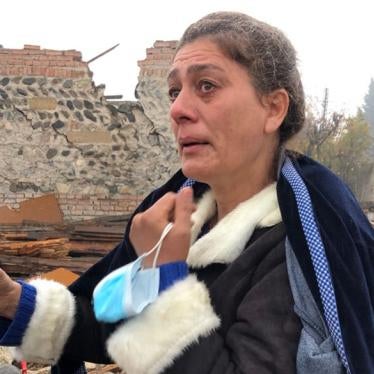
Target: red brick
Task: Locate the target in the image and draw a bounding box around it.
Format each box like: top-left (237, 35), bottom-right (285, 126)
top-left (146, 53), bottom-right (174, 61)
top-left (50, 55), bottom-right (74, 61)
top-left (160, 47), bottom-right (176, 53)
top-left (146, 47), bottom-right (176, 57)
top-left (146, 48), bottom-right (157, 55)
top-left (7, 53), bottom-right (26, 59)
top-left (7, 59), bottom-right (22, 65)
top-left (45, 50), bottom-right (63, 56)
top-left (31, 66), bottom-right (47, 75)
top-left (66, 61), bottom-right (79, 67)
top-left (154, 40), bottom-right (178, 48)
top-left (71, 70), bottom-right (85, 78)
top-left (58, 68), bottom-right (68, 77)
top-left (49, 60), bottom-right (66, 67)
top-left (23, 66), bottom-right (32, 75)
top-left (25, 50), bottom-right (46, 55)
top-left (44, 67), bottom-right (54, 76)
top-left (1, 49), bottom-right (23, 54)
top-left (138, 59), bottom-right (165, 67)
top-left (24, 44), bottom-right (41, 50)
top-left (7, 66), bottom-right (17, 75)
top-left (33, 60), bottom-right (49, 66)
top-left (63, 50), bottom-right (82, 58)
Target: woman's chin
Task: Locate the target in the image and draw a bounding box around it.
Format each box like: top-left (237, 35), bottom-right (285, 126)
top-left (181, 164), bottom-right (212, 184)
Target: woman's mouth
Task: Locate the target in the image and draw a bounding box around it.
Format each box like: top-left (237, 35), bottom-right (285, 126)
top-left (180, 140), bottom-right (209, 154)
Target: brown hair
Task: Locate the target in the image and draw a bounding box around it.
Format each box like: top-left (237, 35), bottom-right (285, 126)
top-left (177, 11), bottom-right (305, 144)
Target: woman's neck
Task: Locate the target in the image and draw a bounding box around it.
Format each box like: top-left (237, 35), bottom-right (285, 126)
top-left (210, 165), bottom-right (275, 222)
top-left (206, 140), bottom-right (279, 222)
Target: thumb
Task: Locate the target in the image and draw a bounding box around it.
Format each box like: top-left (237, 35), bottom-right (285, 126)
top-left (174, 187), bottom-right (195, 228)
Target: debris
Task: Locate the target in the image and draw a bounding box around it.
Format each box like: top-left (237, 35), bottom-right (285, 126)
top-left (0, 214), bottom-right (130, 278)
top-left (0, 195), bottom-right (63, 225)
top-left (40, 267), bottom-right (79, 286)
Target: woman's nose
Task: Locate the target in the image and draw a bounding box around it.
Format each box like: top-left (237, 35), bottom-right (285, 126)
top-left (169, 89), bottom-right (198, 125)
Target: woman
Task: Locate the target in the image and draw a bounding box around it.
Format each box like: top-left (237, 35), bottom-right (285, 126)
top-left (0, 12), bottom-right (373, 374)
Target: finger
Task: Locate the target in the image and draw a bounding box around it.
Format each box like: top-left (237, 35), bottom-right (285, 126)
top-left (134, 192), bottom-right (177, 228)
top-left (147, 192), bottom-right (177, 221)
top-left (174, 187), bottom-right (195, 227)
top-left (130, 192), bottom-right (178, 254)
top-left (0, 268), bottom-right (9, 281)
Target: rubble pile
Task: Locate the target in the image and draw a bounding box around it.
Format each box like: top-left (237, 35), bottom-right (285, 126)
top-left (0, 214), bottom-right (130, 278)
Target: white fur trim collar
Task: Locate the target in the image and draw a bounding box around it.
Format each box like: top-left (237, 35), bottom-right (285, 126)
top-left (187, 183), bottom-right (281, 268)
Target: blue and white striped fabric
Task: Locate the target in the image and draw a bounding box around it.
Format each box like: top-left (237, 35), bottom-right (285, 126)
top-left (179, 178), bottom-right (196, 190)
top-left (281, 157), bottom-right (350, 373)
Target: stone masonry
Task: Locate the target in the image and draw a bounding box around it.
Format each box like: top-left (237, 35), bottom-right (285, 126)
top-left (0, 42), bottom-right (179, 221)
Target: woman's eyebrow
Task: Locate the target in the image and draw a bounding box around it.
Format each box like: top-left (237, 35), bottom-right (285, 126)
top-left (187, 64), bottom-right (225, 75)
top-left (167, 64), bottom-right (225, 83)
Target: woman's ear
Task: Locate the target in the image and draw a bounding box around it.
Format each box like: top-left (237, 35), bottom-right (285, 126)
top-left (263, 89), bottom-right (289, 134)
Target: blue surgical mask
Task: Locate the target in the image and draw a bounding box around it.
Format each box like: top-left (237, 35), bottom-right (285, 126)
top-left (93, 223), bottom-right (173, 323)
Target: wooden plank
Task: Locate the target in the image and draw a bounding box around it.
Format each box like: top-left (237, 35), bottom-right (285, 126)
top-left (71, 235), bottom-right (122, 242)
top-left (73, 225), bottom-right (125, 234)
top-left (0, 238), bottom-right (68, 249)
top-left (69, 249), bottom-right (111, 257)
top-left (68, 241), bottom-right (116, 251)
top-left (0, 238), bottom-right (69, 257)
top-left (0, 254), bottom-right (99, 276)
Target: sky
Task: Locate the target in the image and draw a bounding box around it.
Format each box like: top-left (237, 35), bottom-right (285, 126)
top-left (2, 0), bottom-right (374, 115)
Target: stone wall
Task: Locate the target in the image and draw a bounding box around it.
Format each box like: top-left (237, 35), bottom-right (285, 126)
top-left (0, 43), bottom-right (179, 221)
top-left (136, 40), bottom-right (177, 151)
top-left (1, 42), bottom-right (373, 223)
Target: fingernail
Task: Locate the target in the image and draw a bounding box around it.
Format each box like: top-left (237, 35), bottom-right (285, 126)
top-left (179, 186), bottom-right (193, 200)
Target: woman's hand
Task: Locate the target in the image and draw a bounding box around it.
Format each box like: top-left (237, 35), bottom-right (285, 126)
top-left (130, 187), bottom-right (195, 268)
top-left (0, 268), bottom-right (21, 319)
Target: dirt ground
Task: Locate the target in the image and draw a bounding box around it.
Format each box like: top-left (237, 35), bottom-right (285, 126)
top-left (0, 347), bottom-right (12, 364)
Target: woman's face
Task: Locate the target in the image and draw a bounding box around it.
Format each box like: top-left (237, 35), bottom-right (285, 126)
top-left (168, 38), bottom-right (278, 186)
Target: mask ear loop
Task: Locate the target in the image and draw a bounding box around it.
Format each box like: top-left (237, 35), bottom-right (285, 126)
top-left (139, 222), bottom-right (174, 269)
top-left (152, 222), bottom-right (173, 268)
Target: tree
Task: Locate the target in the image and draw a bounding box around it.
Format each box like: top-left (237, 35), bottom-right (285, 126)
top-left (324, 112), bottom-right (373, 199)
top-left (288, 93), bottom-right (374, 200)
top-left (289, 89), bottom-right (343, 160)
top-left (363, 78), bottom-right (374, 134)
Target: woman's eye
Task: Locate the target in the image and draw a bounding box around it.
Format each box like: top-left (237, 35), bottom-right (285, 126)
top-left (199, 81), bottom-right (216, 94)
top-left (168, 88), bottom-right (180, 102)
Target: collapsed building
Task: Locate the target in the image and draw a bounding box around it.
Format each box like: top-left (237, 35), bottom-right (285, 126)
top-left (0, 41), bottom-right (178, 223)
top-left (0, 42), bottom-right (373, 226)
top-left (0, 42), bottom-right (373, 281)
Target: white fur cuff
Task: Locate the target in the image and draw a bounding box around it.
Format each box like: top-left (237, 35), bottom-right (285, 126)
top-left (12, 279), bottom-right (75, 364)
top-left (107, 274), bottom-right (220, 374)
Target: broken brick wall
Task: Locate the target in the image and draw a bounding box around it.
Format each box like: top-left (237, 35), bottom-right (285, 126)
top-left (0, 42), bottom-right (179, 222)
top-left (136, 40), bottom-right (177, 142)
top-left (0, 44), bottom-right (89, 79)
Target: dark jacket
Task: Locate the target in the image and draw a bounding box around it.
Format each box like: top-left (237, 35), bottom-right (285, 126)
top-left (278, 154), bottom-right (374, 374)
top-left (54, 178), bottom-right (300, 373)
top-left (52, 154), bottom-right (374, 374)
